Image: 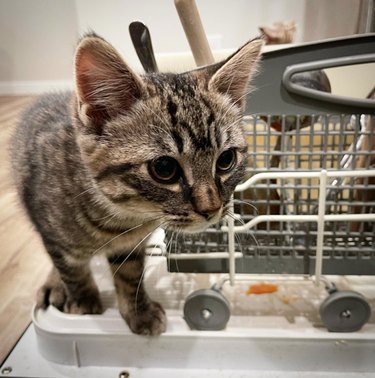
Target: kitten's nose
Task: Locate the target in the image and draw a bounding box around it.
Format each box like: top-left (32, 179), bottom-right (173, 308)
top-left (192, 184), bottom-right (222, 220)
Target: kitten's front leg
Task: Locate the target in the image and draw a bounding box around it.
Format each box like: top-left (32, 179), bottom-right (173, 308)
top-left (37, 257), bottom-right (103, 315)
top-left (108, 252), bottom-right (166, 336)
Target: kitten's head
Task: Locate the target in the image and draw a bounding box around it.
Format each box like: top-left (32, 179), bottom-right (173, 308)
top-left (73, 33), bottom-right (262, 232)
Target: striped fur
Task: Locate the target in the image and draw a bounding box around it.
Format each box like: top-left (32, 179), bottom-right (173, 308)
top-left (10, 33), bottom-right (262, 335)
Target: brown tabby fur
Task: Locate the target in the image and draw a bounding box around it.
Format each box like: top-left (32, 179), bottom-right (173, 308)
top-left (11, 33), bottom-right (262, 335)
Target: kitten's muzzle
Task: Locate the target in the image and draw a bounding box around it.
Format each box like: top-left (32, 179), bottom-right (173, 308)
top-left (198, 208), bottom-right (221, 221)
top-left (198, 206), bottom-right (224, 229)
top-left (191, 183), bottom-right (222, 221)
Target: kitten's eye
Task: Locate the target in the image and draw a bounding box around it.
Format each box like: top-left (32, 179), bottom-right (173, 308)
top-left (149, 156), bottom-right (181, 184)
top-left (216, 149), bottom-right (236, 174)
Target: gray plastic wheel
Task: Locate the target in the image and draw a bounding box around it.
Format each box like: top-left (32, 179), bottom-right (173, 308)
top-left (183, 289), bottom-right (230, 330)
top-left (320, 290), bottom-right (371, 332)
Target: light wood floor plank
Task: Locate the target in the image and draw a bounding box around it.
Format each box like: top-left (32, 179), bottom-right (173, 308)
top-left (0, 95), bottom-right (51, 365)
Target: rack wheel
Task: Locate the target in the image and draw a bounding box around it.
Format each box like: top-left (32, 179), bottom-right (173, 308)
top-left (320, 290), bottom-right (371, 332)
top-left (183, 289), bottom-right (230, 330)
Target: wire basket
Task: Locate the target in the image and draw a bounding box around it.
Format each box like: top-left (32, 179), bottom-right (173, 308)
top-left (166, 113), bottom-right (375, 275)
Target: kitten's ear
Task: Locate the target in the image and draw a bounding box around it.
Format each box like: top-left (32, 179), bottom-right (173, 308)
top-left (207, 38), bottom-right (263, 109)
top-left (75, 34), bottom-right (146, 132)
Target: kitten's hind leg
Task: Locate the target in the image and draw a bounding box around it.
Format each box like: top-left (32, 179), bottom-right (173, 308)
top-left (108, 251), bottom-right (166, 335)
top-left (37, 256), bottom-right (103, 315)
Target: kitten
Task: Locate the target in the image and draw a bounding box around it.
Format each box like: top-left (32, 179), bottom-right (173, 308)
top-left (11, 33), bottom-right (262, 335)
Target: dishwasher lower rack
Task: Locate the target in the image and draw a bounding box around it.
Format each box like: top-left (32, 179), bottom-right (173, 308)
top-left (30, 256), bottom-right (375, 371)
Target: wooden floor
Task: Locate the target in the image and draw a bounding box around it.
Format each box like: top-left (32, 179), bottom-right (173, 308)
top-left (0, 96), bottom-right (51, 364)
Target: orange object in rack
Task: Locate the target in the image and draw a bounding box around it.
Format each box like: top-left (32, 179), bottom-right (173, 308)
top-left (246, 283), bottom-right (278, 295)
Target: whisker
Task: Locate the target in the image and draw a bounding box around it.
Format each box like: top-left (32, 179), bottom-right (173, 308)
top-left (232, 198), bottom-right (259, 215)
top-left (146, 224), bottom-right (170, 302)
top-left (113, 219), bottom-right (167, 280)
top-left (91, 216), bottom-right (164, 257)
top-left (175, 227), bottom-right (184, 274)
top-left (165, 230), bottom-right (174, 257)
top-left (133, 221), bottom-right (168, 313)
top-left (102, 210), bottom-right (121, 227)
top-left (73, 187), bottom-right (93, 199)
top-left (226, 211), bottom-right (259, 248)
top-left (166, 230), bottom-right (175, 273)
top-left (226, 210), bottom-right (245, 226)
top-left (234, 230), bottom-right (243, 256)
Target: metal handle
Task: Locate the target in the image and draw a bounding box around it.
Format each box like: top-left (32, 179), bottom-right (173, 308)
top-left (246, 34), bottom-right (375, 115)
top-left (283, 54), bottom-right (375, 109)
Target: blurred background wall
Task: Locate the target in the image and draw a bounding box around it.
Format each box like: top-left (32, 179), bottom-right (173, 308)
top-left (0, 0), bottom-right (372, 94)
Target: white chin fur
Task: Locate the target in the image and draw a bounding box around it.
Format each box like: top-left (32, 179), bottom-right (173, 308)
top-left (180, 217), bottom-right (221, 234)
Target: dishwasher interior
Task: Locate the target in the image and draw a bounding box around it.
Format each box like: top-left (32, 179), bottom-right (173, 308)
top-left (1, 34), bottom-right (375, 378)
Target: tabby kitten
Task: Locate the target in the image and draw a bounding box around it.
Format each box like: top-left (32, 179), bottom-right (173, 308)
top-left (11, 33), bottom-right (262, 335)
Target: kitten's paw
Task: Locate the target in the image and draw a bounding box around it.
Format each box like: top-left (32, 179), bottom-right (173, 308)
top-left (37, 268), bottom-right (103, 315)
top-left (64, 290), bottom-right (103, 315)
top-left (124, 301), bottom-right (167, 336)
top-left (37, 269), bottom-right (67, 311)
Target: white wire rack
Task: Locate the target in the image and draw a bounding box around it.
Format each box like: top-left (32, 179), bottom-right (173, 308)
top-left (222, 169), bottom-right (375, 286)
